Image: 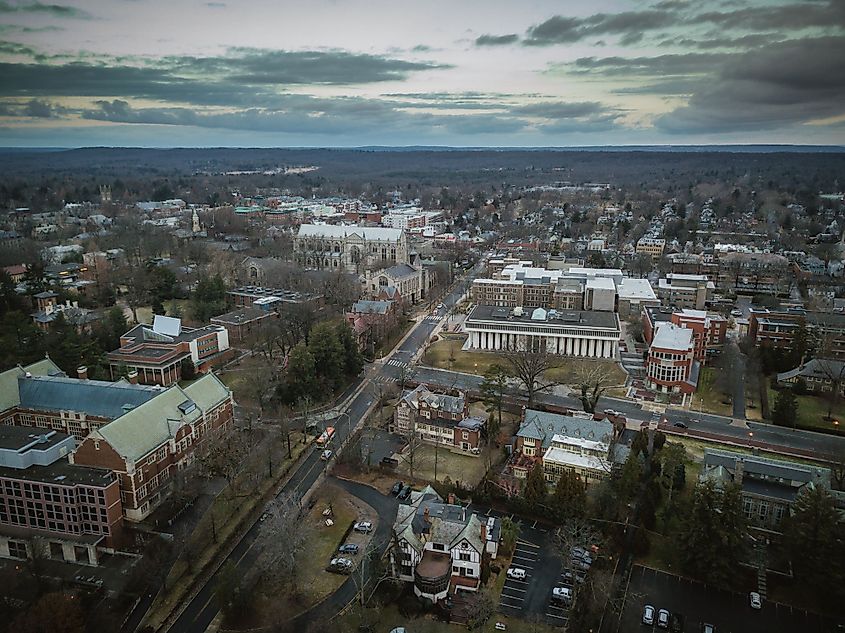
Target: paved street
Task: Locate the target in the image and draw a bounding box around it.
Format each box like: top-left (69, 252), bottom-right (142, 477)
top-left (617, 565), bottom-right (844, 633)
top-left (156, 269), bottom-right (480, 633)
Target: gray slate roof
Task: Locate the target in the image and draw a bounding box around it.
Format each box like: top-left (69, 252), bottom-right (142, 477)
top-left (518, 409), bottom-right (613, 450)
top-left (18, 375), bottom-right (162, 419)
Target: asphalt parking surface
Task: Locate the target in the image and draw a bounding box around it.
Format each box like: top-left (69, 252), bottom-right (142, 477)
top-left (618, 565), bottom-right (845, 633)
top-left (499, 540), bottom-right (539, 614)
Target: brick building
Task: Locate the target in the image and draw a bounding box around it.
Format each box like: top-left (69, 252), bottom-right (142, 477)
top-left (71, 373), bottom-right (233, 521)
top-left (394, 386), bottom-right (484, 453)
top-left (211, 307), bottom-right (275, 342)
top-left (643, 307), bottom-right (726, 363)
top-left (0, 426), bottom-right (122, 566)
top-left (645, 322), bottom-right (698, 394)
top-left (107, 315), bottom-right (231, 386)
top-left (749, 309), bottom-right (845, 359)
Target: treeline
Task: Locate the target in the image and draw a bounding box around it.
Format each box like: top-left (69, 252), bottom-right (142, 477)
top-left (0, 272), bottom-right (128, 377)
top-left (276, 321), bottom-right (363, 405)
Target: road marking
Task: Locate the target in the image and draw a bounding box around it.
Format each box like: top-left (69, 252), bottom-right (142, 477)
top-left (546, 612), bottom-right (568, 620)
top-left (516, 540), bottom-right (540, 548)
top-left (502, 585), bottom-right (526, 593)
top-left (501, 591), bottom-right (526, 600)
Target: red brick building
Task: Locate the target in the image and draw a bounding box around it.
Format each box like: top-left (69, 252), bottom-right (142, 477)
top-left (0, 426), bottom-right (122, 566)
top-left (646, 322), bottom-right (697, 394)
top-left (71, 373), bottom-right (233, 521)
top-left (643, 307), bottom-right (726, 363)
top-left (394, 385), bottom-right (484, 453)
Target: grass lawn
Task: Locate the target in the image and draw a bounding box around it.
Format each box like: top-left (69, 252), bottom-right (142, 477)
top-left (394, 443), bottom-right (498, 488)
top-left (767, 387), bottom-right (845, 433)
top-left (422, 338), bottom-right (628, 387)
top-left (694, 367), bottom-right (734, 417)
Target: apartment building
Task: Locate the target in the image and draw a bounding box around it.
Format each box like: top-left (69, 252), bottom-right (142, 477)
top-left (656, 273), bottom-right (714, 310)
top-left (107, 315), bottom-right (231, 386)
top-left (394, 486), bottom-right (499, 602)
top-left (0, 426), bottom-right (122, 566)
top-left (636, 237), bottom-right (666, 259)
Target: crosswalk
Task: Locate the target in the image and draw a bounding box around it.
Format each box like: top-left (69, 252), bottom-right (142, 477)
top-left (372, 375), bottom-right (396, 385)
top-left (385, 359), bottom-right (408, 368)
top-left (423, 315), bottom-right (442, 323)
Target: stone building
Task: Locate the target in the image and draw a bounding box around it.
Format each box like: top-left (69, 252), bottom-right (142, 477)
top-left (294, 224), bottom-right (408, 272)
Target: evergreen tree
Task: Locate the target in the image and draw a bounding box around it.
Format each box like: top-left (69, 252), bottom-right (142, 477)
top-left (278, 343), bottom-right (317, 404)
top-left (480, 364), bottom-right (508, 436)
top-left (551, 469), bottom-right (587, 520)
top-left (308, 322), bottom-right (345, 389)
top-left (677, 480), bottom-right (747, 584)
top-left (191, 275), bottom-right (226, 321)
top-left (782, 485), bottom-right (843, 601)
top-left (524, 462), bottom-right (547, 509)
top-left (772, 388), bottom-right (798, 428)
top-left (334, 321), bottom-right (363, 377)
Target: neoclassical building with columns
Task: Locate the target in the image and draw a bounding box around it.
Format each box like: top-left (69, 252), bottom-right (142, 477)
top-left (462, 305), bottom-right (620, 359)
top-left (294, 223), bottom-right (409, 272)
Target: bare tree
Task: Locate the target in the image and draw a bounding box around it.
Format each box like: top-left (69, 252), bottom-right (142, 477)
top-left (465, 589), bottom-right (497, 630)
top-left (553, 517), bottom-right (603, 613)
top-left (194, 431), bottom-right (254, 497)
top-left (397, 416), bottom-right (430, 481)
top-left (255, 495), bottom-right (309, 593)
top-left (574, 361), bottom-right (615, 414)
top-left (812, 331), bottom-right (845, 420)
top-left (501, 339), bottom-right (565, 404)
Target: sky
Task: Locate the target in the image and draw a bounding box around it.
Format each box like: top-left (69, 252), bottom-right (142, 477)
top-left (0, 0), bottom-right (843, 147)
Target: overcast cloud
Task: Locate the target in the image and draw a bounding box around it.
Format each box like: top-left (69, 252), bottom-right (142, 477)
top-left (0, 0), bottom-right (842, 146)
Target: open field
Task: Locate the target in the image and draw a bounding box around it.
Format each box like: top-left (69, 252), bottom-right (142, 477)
top-left (767, 387), bottom-right (845, 433)
top-left (393, 442), bottom-right (499, 488)
top-left (694, 367), bottom-right (735, 417)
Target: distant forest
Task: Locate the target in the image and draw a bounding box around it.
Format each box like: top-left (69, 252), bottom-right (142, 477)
top-left (1, 147), bottom-right (843, 210)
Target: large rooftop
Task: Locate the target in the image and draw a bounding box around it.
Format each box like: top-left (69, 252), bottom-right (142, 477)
top-left (466, 304), bottom-right (619, 330)
top-left (297, 223), bottom-right (403, 241)
top-left (651, 322), bottom-right (694, 351)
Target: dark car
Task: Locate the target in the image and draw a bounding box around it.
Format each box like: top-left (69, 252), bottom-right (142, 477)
top-left (669, 612), bottom-right (685, 632)
top-left (338, 543), bottom-right (359, 555)
top-left (398, 484), bottom-right (412, 500)
top-left (391, 481), bottom-right (404, 495)
top-left (673, 421), bottom-right (688, 429)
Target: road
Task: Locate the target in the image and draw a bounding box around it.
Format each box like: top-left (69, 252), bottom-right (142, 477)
top-left (160, 268), bottom-right (479, 633)
top-left (410, 366), bottom-right (845, 461)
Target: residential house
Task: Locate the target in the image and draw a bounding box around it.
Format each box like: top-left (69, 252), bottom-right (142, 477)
top-left (394, 385), bottom-right (484, 454)
top-left (393, 485), bottom-right (500, 602)
top-left (346, 300), bottom-right (400, 351)
top-left (776, 358), bottom-right (845, 396)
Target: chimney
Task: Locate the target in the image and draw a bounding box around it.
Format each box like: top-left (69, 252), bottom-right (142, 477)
top-left (423, 506), bottom-right (431, 523)
top-left (480, 523), bottom-right (487, 543)
top-left (447, 493), bottom-right (456, 505)
top-left (76, 366), bottom-right (88, 380)
top-left (735, 458), bottom-right (744, 485)
top-left (127, 370), bottom-right (139, 384)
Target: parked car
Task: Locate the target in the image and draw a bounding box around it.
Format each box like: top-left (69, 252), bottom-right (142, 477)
top-left (494, 623), bottom-right (507, 631)
top-left (673, 422), bottom-right (688, 429)
top-left (328, 557), bottom-right (353, 573)
top-left (561, 570), bottom-right (575, 586)
top-left (701, 624), bottom-right (715, 633)
top-left (657, 608), bottom-right (670, 629)
top-left (320, 449), bottom-right (333, 461)
top-left (437, 303), bottom-right (444, 310)
top-left (398, 484), bottom-right (412, 500)
top-left (552, 586), bottom-right (572, 604)
top-left (338, 544), bottom-right (359, 555)
top-left (506, 567), bottom-right (526, 580)
top-left (731, 309), bottom-right (743, 317)
top-left (391, 481), bottom-right (404, 495)
top-left (749, 592), bottom-right (762, 610)
top-left (571, 546), bottom-right (587, 559)
top-left (381, 456), bottom-right (399, 469)
top-left (642, 605), bottom-right (655, 625)
top-left (353, 521), bottom-right (373, 533)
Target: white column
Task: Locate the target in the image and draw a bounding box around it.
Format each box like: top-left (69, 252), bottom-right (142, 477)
top-left (587, 339), bottom-right (595, 357)
top-left (496, 333), bottom-right (502, 349)
top-left (566, 338), bottom-right (573, 355)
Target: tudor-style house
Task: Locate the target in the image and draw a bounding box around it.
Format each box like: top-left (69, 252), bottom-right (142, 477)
top-left (393, 486), bottom-right (500, 602)
top-left (394, 385), bottom-right (484, 453)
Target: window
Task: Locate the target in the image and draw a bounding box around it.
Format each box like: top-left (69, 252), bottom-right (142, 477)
top-left (7, 541), bottom-right (26, 559)
top-left (433, 543), bottom-right (445, 551)
top-left (459, 552), bottom-right (471, 562)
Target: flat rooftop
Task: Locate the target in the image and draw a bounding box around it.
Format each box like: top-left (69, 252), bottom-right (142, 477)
top-left (0, 426), bottom-right (72, 452)
top-left (466, 304), bottom-right (619, 330)
top-left (0, 457), bottom-right (116, 488)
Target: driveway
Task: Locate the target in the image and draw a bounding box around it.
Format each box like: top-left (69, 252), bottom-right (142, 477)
top-left (617, 565), bottom-right (844, 633)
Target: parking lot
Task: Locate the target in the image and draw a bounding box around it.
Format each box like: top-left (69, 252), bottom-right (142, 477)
top-left (618, 565), bottom-right (844, 633)
top-left (499, 540), bottom-right (540, 614)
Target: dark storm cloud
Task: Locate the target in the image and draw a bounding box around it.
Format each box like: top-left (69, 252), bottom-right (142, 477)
top-left (0, 1), bottom-right (90, 18)
top-left (665, 33), bottom-right (781, 50)
top-left (564, 52), bottom-right (727, 77)
top-left (0, 97), bottom-right (65, 117)
top-left (0, 40), bottom-right (39, 56)
top-left (0, 48), bottom-right (447, 108)
top-left (78, 98), bottom-right (537, 137)
top-left (523, 1), bottom-right (844, 47)
top-left (524, 11), bottom-right (677, 46)
top-left (475, 33), bottom-right (519, 46)
top-left (656, 37), bottom-right (845, 133)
